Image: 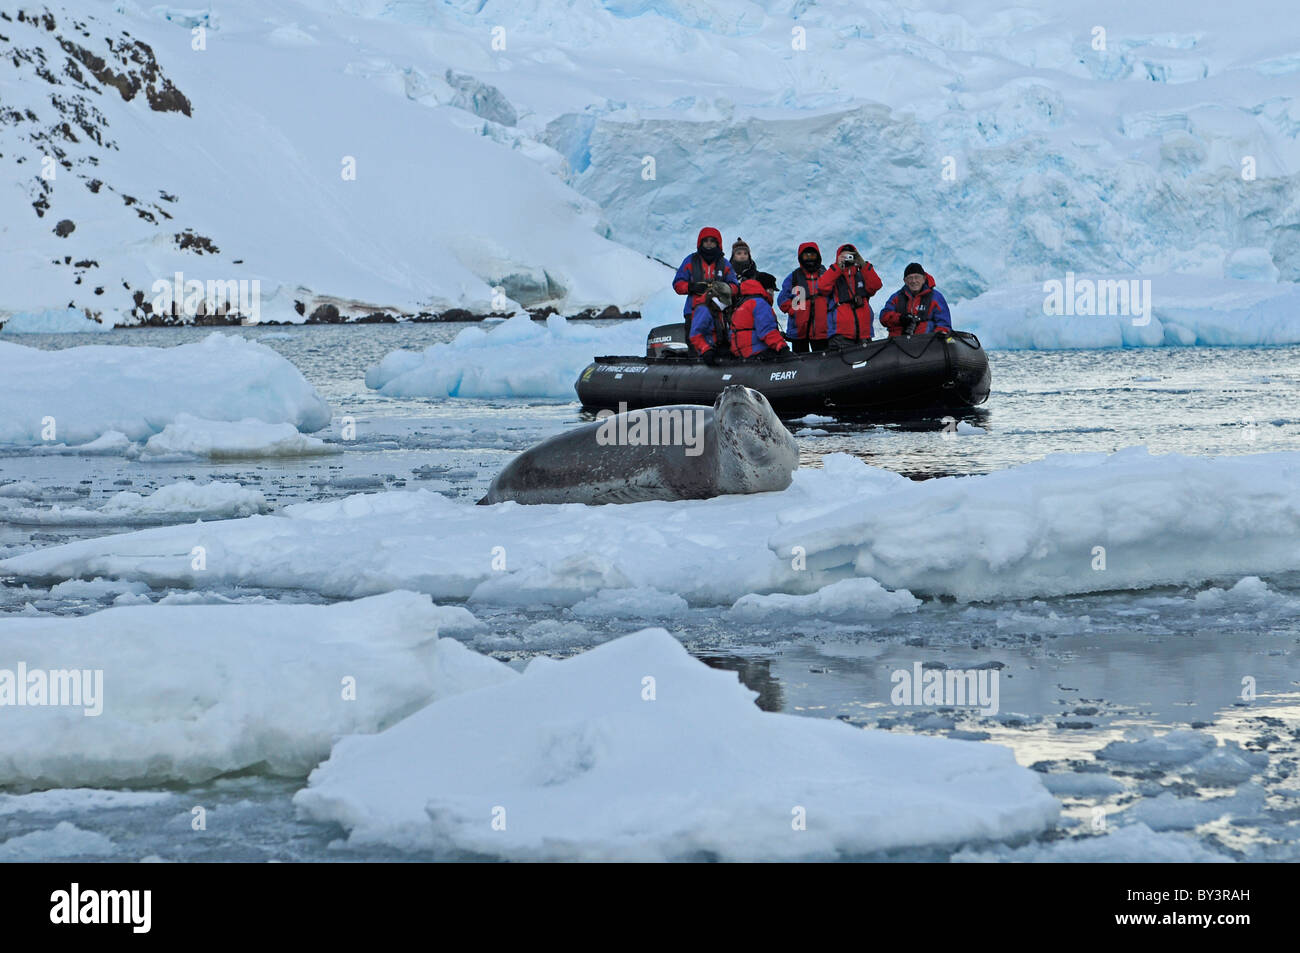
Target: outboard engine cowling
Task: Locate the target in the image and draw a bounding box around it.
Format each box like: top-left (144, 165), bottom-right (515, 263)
top-left (646, 322), bottom-right (689, 358)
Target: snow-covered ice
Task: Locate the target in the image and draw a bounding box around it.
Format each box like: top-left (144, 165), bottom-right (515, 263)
top-left (7, 450), bottom-right (1292, 606)
top-left (729, 578), bottom-right (921, 621)
top-left (0, 481), bottom-right (268, 525)
top-left (0, 592), bottom-right (512, 789)
top-left (0, 334), bottom-right (332, 446)
top-left (0, 308), bottom-right (114, 334)
top-left (295, 629), bottom-right (1058, 860)
top-left (141, 415), bottom-right (339, 460)
top-left (0, 822), bottom-right (117, 860)
top-left (365, 311), bottom-right (665, 399)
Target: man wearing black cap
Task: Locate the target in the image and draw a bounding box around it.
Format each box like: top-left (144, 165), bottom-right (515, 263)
top-left (879, 262), bottom-right (953, 338)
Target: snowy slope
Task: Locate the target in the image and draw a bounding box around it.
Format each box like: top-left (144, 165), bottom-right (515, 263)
top-left (0, 1), bottom-right (667, 325)
top-left (3, 0), bottom-right (1296, 328)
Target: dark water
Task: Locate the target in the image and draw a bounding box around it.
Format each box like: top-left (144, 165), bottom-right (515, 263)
top-left (2, 324), bottom-right (1299, 861)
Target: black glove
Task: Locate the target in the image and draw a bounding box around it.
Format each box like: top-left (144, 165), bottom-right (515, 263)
top-left (701, 348), bottom-right (720, 366)
top-left (901, 315), bottom-right (919, 337)
top-left (688, 281), bottom-right (709, 294)
top-left (774, 346), bottom-right (795, 360)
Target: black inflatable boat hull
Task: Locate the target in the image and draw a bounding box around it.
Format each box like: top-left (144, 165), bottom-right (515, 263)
top-left (576, 332), bottom-right (991, 416)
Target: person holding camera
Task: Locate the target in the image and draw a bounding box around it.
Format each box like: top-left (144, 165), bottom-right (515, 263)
top-left (816, 243), bottom-right (883, 345)
top-left (673, 227), bottom-right (740, 342)
top-left (879, 262), bottom-right (953, 338)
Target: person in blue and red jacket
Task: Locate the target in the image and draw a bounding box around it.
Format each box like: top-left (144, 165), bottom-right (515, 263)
top-left (673, 227), bottom-right (740, 342)
top-left (879, 262), bottom-right (953, 337)
top-left (729, 273), bottom-right (790, 361)
top-left (689, 281), bottom-right (734, 365)
top-left (816, 243), bottom-right (883, 345)
top-left (777, 242), bottom-right (833, 352)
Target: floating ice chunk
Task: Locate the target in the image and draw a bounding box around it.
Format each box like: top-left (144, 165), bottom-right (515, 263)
top-left (1039, 773), bottom-right (1126, 797)
top-left (0, 822), bottom-right (118, 860)
top-left (570, 587), bottom-right (689, 619)
top-left (1124, 784), bottom-right (1266, 831)
top-left (0, 334), bottom-right (331, 446)
top-left (296, 629), bottom-right (1058, 859)
top-left (1, 482), bottom-right (268, 525)
top-left (1193, 576), bottom-right (1280, 608)
top-left (0, 308), bottom-right (114, 334)
top-left (0, 789), bottom-right (174, 816)
top-left (1096, 728), bottom-right (1217, 766)
top-left (141, 415), bottom-right (339, 460)
top-left (729, 578), bottom-right (921, 621)
top-left (48, 578), bottom-right (151, 601)
top-left (0, 592), bottom-right (514, 788)
top-left (1183, 742), bottom-right (1268, 786)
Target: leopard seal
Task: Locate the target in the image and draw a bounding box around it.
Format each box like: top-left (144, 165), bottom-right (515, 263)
top-left (478, 385), bottom-right (798, 505)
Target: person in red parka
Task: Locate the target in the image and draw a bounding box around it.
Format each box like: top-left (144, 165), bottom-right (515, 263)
top-left (879, 263), bottom-right (954, 338)
top-left (777, 242), bottom-right (833, 352)
top-left (816, 243), bottom-right (883, 345)
top-left (673, 227), bottom-right (740, 343)
top-left (729, 273), bottom-right (790, 360)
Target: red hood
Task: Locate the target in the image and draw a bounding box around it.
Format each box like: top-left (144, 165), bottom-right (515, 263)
top-left (797, 241), bottom-right (821, 260)
top-left (738, 277), bottom-right (770, 302)
top-left (835, 243), bottom-right (859, 259)
top-left (697, 226), bottom-right (723, 249)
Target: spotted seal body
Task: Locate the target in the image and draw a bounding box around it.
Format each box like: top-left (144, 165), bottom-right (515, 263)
top-left (478, 385), bottom-right (798, 505)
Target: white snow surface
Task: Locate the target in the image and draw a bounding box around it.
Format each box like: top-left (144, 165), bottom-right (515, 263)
top-left (0, 592), bottom-right (513, 789)
top-left (0, 333), bottom-right (332, 446)
top-left (295, 628), bottom-right (1058, 860)
top-left (3, 450), bottom-right (1297, 604)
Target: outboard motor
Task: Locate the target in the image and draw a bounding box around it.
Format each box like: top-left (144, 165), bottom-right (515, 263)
top-left (646, 322), bottom-right (689, 358)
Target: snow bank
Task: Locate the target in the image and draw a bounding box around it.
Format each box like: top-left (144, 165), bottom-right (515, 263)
top-left (365, 306), bottom-right (671, 399)
top-left (295, 629), bottom-right (1058, 859)
top-left (0, 309), bottom-right (114, 334)
top-left (960, 277), bottom-right (1300, 348)
top-left (0, 592), bottom-right (512, 789)
top-left (0, 482), bottom-right (267, 526)
top-left (0, 333), bottom-right (332, 446)
top-left (141, 415), bottom-right (339, 460)
top-left (5, 449), bottom-right (1297, 605)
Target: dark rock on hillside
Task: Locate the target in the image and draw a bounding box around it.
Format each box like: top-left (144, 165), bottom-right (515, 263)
top-left (307, 303), bottom-right (342, 323)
